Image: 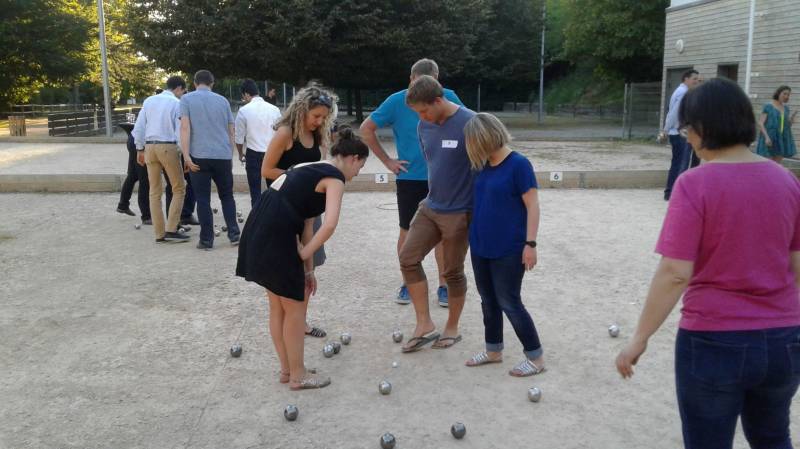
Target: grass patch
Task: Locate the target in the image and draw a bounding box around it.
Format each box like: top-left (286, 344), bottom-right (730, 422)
top-left (544, 67), bottom-right (624, 111)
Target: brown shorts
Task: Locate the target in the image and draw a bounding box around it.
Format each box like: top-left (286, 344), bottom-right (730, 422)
top-left (398, 203), bottom-right (470, 297)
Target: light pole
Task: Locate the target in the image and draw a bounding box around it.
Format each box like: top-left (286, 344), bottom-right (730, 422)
top-left (538, 0), bottom-right (546, 124)
top-left (97, 0), bottom-right (112, 137)
top-left (744, 0), bottom-right (756, 95)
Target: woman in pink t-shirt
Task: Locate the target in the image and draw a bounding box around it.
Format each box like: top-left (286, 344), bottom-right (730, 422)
top-left (616, 78), bottom-right (800, 449)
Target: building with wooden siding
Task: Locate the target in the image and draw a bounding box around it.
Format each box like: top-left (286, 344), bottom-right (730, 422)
top-left (661, 0), bottom-right (800, 149)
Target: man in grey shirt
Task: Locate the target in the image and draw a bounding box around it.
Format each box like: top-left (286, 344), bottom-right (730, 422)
top-left (180, 70), bottom-right (240, 250)
top-left (399, 75), bottom-right (477, 353)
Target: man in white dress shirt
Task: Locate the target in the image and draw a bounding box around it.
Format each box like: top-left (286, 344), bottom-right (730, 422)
top-left (132, 76), bottom-right (190, 243)
top-left (235, 79), bottom-right (283, 207)
top-left (660, 69), bottom-right (700, 201)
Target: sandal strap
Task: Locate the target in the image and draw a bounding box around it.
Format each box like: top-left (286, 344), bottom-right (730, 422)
top-left (470, 352), bottom-right (490, 364)
top-left (308, 327), bottom-right (326, 337)
top-left (513, 359), bottom-right (543, 375)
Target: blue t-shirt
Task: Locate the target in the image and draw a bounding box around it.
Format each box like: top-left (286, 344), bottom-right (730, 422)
top-left (180, 87), bottom-right (235, 160)
top-left (469, 151), bottom-right (538, 258)
top-left (418, 106), bottom-right (477, 213)
top-left (369, 88), bottom-right (462, 181)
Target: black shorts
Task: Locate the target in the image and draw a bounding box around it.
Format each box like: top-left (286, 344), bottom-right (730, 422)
top-left (396, 180), bottom-right (429, 230)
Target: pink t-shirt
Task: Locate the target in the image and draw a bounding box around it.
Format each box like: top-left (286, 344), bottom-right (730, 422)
top-left (656, 161), bottom-right (800, 331)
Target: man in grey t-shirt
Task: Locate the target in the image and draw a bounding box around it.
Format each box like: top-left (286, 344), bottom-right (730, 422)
top-left (180, 70), bottom-right (240, 250)
top-left (399, 75), bottom-right (477, 353)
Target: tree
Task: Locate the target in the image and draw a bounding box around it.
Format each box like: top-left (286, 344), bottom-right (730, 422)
top-left (562, 0), bottom-right (669, 82)
top-left (0, 0), bottom-right (92, 110)
top-left (77, 0), bottom-right (162, 103)
top-left (130, 0), bottom-right (493, 120)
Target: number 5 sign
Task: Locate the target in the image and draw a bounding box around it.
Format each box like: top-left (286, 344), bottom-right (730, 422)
top-left (375, 173), bottom-right (389, 184)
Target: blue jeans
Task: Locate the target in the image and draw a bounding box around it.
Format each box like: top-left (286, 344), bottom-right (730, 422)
top-left (189, 158), bottom-right (240, 246)
top-left (665, 134), bottom-right (694, 198)
top-left (675, 326), bottom-right (800, 449)
top-left (471, 252), bottom-right (543, 359)
top-left (245, 149), bottom-right (265, 208)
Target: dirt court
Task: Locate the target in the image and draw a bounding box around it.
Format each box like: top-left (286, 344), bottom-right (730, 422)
top-left (1, 191), bottom-right (798, 449)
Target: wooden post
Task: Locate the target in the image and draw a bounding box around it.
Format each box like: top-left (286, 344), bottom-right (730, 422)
top-left (9, 116), bottom-right (26, 136)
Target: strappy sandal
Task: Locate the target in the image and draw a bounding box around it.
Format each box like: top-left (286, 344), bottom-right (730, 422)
top-left (305, 327), bottom-right (326, 338)
top-left (280, 367), bottom-right (317, 384)
top-left (289, 372), bottom-right (331, 390)
top-left (465, 351), bottom-right (503, 367)
top-left (509, 359), bottom-right (546, 377)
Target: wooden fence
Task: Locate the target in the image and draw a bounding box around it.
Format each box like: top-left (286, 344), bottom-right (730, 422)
top-left (47, 108), bottom-right (140, 137)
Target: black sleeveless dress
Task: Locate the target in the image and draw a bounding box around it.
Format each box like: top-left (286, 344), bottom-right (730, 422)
top-left (267, 137), bottom-right (327, 267)
top-left (236, 162), bottom-right (345, 301)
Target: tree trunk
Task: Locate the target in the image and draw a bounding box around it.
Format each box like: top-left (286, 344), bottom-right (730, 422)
top-left (354, 89), bottom-right (363, 123)
top-left (346, 89), bottom-right (353, 116)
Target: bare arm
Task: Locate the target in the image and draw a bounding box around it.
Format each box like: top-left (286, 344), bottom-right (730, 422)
top-left (180, 117), bottom-right (199, 172)
top-left (299, 178), bottom-right (344, 260)
top-left (359, 117), bottom-right (408, 174)
top-left (521, 188), bottom-right (540, 270)
top-left (791, 251), bottom-right (800, 289)
top-left (758, 113), bottom-right (772, 145)
top-left (616, 257), bottom-right (693, 378)
top-left (301, 218), bottom-right (314, 274)
top-left (262, 126), bottom-right (292, 180)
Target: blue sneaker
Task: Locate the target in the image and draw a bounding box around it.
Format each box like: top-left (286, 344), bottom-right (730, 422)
top-left (437, 286), bottom-right (448, 308)
top-left (395, 285), bottom-right (411, 305)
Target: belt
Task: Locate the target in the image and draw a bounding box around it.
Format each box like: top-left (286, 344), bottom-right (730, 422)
top-left (145, 140), bottom-right (177, 144)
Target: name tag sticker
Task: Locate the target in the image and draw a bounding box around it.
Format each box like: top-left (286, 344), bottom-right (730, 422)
top-left (442, 140), bottom-right (458, 148)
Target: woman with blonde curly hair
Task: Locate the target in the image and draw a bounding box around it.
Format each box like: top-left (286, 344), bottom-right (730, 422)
top-left (261, 84), bottom-right (338, 339)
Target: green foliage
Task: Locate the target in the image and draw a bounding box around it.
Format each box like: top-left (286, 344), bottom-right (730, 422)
top-left (562, 0), bottom-right (668, 82)
top-left (77, 0), bottom-right (162, 103)
top-left (543, 64), bottom-right (624, 111)
top-left (0, 0), bottom-right (92, 109)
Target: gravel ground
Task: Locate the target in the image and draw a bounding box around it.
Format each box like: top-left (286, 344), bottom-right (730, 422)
top-left (0, 191), bottom-right (797, 449)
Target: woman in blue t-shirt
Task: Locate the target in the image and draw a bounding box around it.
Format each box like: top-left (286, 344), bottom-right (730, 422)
top-left (463, 113), bottom-right (546, 377)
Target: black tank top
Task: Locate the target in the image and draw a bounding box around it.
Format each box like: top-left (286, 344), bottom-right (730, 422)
top-left (277, 137), bottom-right (321, 170)
top-left (266, 137), bottom-right (322, 188)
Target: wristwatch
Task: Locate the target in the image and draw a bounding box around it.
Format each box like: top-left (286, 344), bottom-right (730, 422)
top-left (525, 240), bottom-right (537, 248)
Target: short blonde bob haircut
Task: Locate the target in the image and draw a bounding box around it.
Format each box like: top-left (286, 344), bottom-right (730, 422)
top-left (464, 113), bottom-right (512, 170)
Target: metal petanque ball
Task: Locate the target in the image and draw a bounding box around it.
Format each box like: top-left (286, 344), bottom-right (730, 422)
top-left (284, 404), bottom-right (298, 421)
top-left (323, 344), bottom-right (335, 358)
top-left (214, 230), bottom-right (220, 237)
top-left (134, 224), bottom-right (141, 230)
top-left (179, 227), bottom-right (187, 233)
top-left (608, 324), bottom-right (620, 338)
top-left (221, 225), bottom-right (227, 232)
top-left (230, 343), bottom-right (242, 358)
top-left (379, 380), bottom-right (392, 395)
top-left (451, 422), bottom-right (466, 439)
top-left (329, 341), bottom-right (341, 354)
top-left (392, 330), bottom-right (403, 343)
top-left (527, 387), bottom-right (542, 402)
top-left (380, 433), bottom-right (396, 449)
top-left (392, 361), bottom-right (399, 368)
top-left (237, 211), bottom-right (243, 217)
top-left (238, 217), bottom-right (244, 223)
top-left (340, 332), bottom-right (351, 345)
top-left (213, 208), bottom-right (218, 214)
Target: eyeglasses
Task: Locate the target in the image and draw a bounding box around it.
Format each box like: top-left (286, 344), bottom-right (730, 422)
top-left (310, 94), bottom-right (333, 108)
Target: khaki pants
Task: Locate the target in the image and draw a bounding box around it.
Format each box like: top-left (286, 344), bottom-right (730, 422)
top-left (399, 203), bottom-right (470, 297)
top-left (144, 143), bottom-right (185, 239)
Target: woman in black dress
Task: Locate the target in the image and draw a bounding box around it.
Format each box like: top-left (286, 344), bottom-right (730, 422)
top-left (238, 128), bottom-right (368, 390)
top-left (262, 85), bottom-right (337, 339)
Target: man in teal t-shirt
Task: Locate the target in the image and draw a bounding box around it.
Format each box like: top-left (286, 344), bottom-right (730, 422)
top-left (361, 59), bottom-right (463, 307)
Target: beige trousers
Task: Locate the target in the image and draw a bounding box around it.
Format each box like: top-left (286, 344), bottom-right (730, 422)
top-left (144, 143), bottom-right (185, 239)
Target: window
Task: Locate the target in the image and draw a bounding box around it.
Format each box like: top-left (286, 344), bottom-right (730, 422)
top-left (717, 64), bottom-right (739, 82)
